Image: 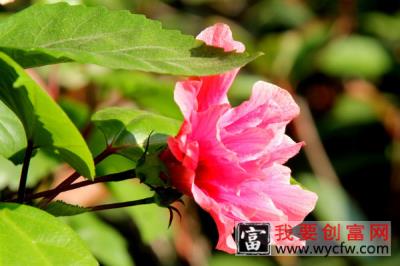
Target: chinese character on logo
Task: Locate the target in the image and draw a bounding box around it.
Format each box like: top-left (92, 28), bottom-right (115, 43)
top-left (322, 223), bottom-right (341, 241)
top-left (236, 223), bottom-right (271, 255)
top-left (275, 224), bottom-right (294, 241)
top-left (299, 223), bottom-right (318, 241)
top-left (346, 224), bottom-right (365, 241)
top-left (370, 223), bottom-right (389, 241)
top-left (242, 226), bottom-right (265, 251)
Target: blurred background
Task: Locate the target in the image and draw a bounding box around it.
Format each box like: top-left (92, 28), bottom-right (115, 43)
top-left (1, 0), bottom-right (400, 265)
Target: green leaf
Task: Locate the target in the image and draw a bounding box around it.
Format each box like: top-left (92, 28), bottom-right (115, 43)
top-left (318, 35), bottom-right (391, 79)
top-left (0, 151), bottom-right (59, 191)
top-left (59, 97), bottom-right (91, 130)
top-left (0, 52), bottom-right (95, 178)
top-left (66, 213), bottom-right (134, 266)
top-left (0, 203), bottom-right (97, 265)
top-left (109, 180), bottom-right (170, 243)
top-left (92, 107), bottom-right (180, 162)
top-left (94, 70), bottom-right (181, 119)
top-left (95, 154), bottom-right (136, 177)
top-left (0, 100), bottom-right (26, 159)
top-left (136, 149), bottom-right (168, 187)
top-left (0, 3), bottom-right (260, 76)
top-left (45, 200), bottom-right (89, 217)
top-left (0, 155), bottom-right (20, 190)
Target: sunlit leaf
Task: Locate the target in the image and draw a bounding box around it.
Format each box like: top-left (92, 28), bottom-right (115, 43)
top-left (0, 3), bottom-right (260, 76)
top-left (0, 203), bottom-right (97, 265)
top-left (0, 52), bottom-right (95, 178)
top-left (66, 213), bottom-right (135, 266)
top-left (59, 97), bottom-right (91, 130)
top-left (0, 100), bottom-right (26, 159)
top-left (45, 200), bottom-right (89, 217)
top-left (0, 151), bottom-right (59, 190)
top-left (92, 107), bottom-right (180, 162)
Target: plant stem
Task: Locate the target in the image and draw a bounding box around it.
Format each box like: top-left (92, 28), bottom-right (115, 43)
top-left (22, 169), bottom-right (136, 201)
top-left (90, 197), bottom-right (155, 212)
top-left (17, 140), bottom-right (34, 203)
top-left (38, 147), bottom-right (115, 207)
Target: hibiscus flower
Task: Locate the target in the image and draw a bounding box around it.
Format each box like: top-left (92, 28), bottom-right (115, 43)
top-left (161, 23), bottom-right (318, 254)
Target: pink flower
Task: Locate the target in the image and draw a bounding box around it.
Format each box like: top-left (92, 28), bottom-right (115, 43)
top-left (161, 23), bottom-right (318, 253)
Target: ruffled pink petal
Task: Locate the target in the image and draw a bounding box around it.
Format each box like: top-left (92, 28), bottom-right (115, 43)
top-left (167, 130), bottom-right (185, 162)
top-left (194, 152), bottom-right (248, 193)
top-left (267, 183), bottom-right (318, 222)
top-left (262, 164), bottom-right (318, 222)
top-left (189, 104), bottom-right (230, 147)
top-left (217, 184), bottom-right (287, 223)
top-left (221, 127), bottom-right (275, 162)
top-left (195, 72), bottom-right (238, 112)
top-left (195, 24), bottom-right (245, 112)
top-left (221, 81), bottom-right (300, 134)
top-left (239, 134), bottom-right (303, 175)
top-left (173, 24), bottom-right (245, 117)
top-left (174, 80), bottom-right (202, 120)
top-left (191, 184), bottom-right (237, 254)
top-left (255, 81), bottom-right (300, 127)
top-left (258, 135), bottom-right (304, 168)
top-left (167, 121), bottom-right (194, 161)
top-left (193, 173), bottom-right (308, 253)
top-left (196, 23), bottom-right (245, 53)
top-left (173, 68), bottom-right (238, 117)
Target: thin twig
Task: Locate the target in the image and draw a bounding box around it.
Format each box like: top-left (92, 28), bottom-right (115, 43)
top-left (16, 169), bottom-right (136, 202)
top-left (38, 147), bottom-right (115, 207)
top-left (90, 197), bottom-right (155, 212)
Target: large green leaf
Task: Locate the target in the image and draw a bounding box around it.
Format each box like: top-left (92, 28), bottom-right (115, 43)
top-left (0, 3), bottom-right (260, 76)
top-left (92, 107), bottom-right (180, 162)
top-left (0, 100), bottom-right (26, 159)
top-left (66, 213), bottom-right (134, 266)
top-left (0, 203), bottom-right (97, 265)
top-left (0, 151), bottom-right (59, 191)
top-left (0, 52), bottom-right (95, 178)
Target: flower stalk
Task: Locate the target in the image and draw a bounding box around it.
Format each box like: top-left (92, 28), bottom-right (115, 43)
top-left (16, 169), bottom-right (136, 202)
top-left (89, 197), bottom-right (155, 212)
top-left (38, 146), bottom-right (116, 207)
